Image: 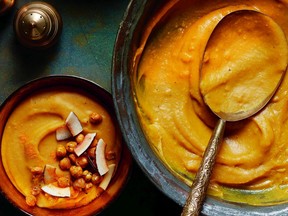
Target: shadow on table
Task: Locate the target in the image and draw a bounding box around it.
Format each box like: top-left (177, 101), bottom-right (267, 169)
top-left (101, 162), bottom-right (182, 216)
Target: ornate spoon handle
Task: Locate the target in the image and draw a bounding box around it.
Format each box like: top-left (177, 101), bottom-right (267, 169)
top-left (181, 118), bottom-right (226, 216)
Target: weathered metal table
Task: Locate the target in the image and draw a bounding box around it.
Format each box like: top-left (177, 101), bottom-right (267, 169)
top-left (0, 0), bottom-right (181, 215)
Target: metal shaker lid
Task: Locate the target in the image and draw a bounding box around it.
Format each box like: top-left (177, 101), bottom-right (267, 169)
top-left (14, 2), bottom-right (62, 49)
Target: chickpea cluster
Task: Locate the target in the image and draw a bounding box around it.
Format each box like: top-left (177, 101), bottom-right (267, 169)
top-left (26, 112), bottom-right (117, 207)
top-left (55, 134), bottom-right (105, 191)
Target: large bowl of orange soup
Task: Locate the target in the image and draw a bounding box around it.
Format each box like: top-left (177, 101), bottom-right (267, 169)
top-left (112, 0), bottom-right (288, 215)
top-left (0, 75), bottom-right (132, 215)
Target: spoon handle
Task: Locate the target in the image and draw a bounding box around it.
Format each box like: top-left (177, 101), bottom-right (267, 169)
top-left (181, 118), bottom-right (226, 216)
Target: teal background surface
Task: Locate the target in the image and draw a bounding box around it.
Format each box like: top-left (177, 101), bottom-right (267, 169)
top-left (0, 0), bottom-right (181, 215)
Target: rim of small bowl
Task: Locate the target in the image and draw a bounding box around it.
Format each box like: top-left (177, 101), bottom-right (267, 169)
top-left (0, 75), bottom-right (132, 216)
top-left (111, 1), bottom-right (288, 215)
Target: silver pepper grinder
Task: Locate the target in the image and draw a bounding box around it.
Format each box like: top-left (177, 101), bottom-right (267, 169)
top-left (13, 2), bottom-right (62, 49)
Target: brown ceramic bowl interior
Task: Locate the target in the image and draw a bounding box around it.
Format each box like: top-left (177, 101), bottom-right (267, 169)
top-left (0, 75), bottom-right (132, 216)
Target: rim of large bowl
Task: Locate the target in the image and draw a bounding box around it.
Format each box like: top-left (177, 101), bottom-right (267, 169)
top-left (111, 0), bottom-right (288, 215)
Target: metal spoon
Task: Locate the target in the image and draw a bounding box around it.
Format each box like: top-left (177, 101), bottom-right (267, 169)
top-left (182, 10), bottom-right (288, 216)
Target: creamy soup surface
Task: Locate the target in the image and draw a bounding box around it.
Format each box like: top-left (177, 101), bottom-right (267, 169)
top-left (1, 88), bottom-right (121, 209)
top-left (133, 0), bottom-right (288, 205)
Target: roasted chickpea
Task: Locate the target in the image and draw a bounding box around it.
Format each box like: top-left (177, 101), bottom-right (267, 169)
top-left (89, 112), bottom-right (102, 124)
top-left (68, 153), bottom-right (77, 164)
top-left (91, 173), bottom-right (103, 185)
top-left (75, 133), bottom-right (84, 144)
top-left (105, 151), bottom-right (116, 161)
top-left (26, 195), bottom-right (37, 207)
top-left (82, 170), bottom-right (89, 176)
top-left (56, 144), bottom-right (67, 158)
top-left (30, 166), bottom-right (43, 175)
top-left (90, 138), bottom-right (98, 148)
top-left (70, 165), bottom-right (83, 178)
top-left (82, 170), bottom-right (92, 182)
top-left (85, 182), bottom-right (93, 192)
top-left (31, 175), bottom-right (42, 185)
top-left (59, 157), bottom-right (71, 170)
top-left (76, 156), bottom-right (89, 168)
top-left (66, 141), bottom-right (77, 153)
top-left (87, 147), bottom-right (96, 158)
top-left (31, 185), bottom-right (41, 196)
top-left (73, 178), bottom-right (86, 190)
top-left (58, 176), bottom-right (70, 188)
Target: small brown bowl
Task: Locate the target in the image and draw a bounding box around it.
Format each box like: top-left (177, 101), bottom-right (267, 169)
top-left (0, 75), bottom-right (132, 216)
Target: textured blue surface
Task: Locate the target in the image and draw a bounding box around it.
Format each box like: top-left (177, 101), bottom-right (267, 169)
top-left (0, 1), bottom-right (181, 215)
top-left (0, 0), bottom-right (127, 99)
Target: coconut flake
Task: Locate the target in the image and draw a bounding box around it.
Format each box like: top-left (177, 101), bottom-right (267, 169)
top-left (99, 164), bottom-right (115, 190)
top-left (56, 125), bottom-right (72, 141)
top-left (41, 184), bottom-right (71, 197)
top-left (43, 164), bottom-right (57, 184)
top-left (74, 133), bottom-right (96, 156)
top-left (96, 139), bottom-right (109, 176)
top-left (65, 111), bottom-right (83, 136)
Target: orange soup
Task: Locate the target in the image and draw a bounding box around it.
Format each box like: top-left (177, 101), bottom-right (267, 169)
top-left (1, 88), bottom-right (121, 209)
top-left (133, 0), bottom-right (288, 205)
